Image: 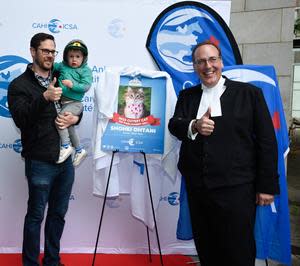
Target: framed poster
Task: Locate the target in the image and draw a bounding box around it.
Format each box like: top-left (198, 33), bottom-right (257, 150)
top-left (101, 75), bottom-right (166, 154)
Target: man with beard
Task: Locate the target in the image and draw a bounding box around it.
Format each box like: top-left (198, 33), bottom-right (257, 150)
top-left (8, 32), bottom-right (80, 266)
top-left (168, 41), bottom-right (279, 266)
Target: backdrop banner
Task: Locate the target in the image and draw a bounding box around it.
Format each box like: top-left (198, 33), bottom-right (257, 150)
top-left (0, 0), bottom-right (230, 254)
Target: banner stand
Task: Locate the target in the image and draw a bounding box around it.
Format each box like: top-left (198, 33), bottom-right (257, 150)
top-left (92, 150), bottom-right (164, 266)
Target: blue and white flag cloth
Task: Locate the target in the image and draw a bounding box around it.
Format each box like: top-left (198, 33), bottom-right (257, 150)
top-left (224, 65), bottom-right (291, 265)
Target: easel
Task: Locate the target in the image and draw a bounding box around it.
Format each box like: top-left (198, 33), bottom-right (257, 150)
top-left (91, 150), bottom-right (164, 266)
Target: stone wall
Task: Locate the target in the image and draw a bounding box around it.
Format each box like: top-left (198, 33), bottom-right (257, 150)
top-left (229, 0), bottom-right (296, 125)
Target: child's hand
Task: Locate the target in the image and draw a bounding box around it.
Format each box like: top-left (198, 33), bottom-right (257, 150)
top-left (62, 79), bottom-right (73, 88)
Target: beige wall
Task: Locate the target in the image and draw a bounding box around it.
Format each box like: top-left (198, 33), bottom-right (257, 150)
top-left (229, 0), bottom-right (296, 125)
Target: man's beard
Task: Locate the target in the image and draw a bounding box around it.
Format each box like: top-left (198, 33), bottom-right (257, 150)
top-left (34, 57), bottom-right (53, 71)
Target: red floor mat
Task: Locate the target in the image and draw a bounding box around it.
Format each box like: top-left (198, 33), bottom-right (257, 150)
top-left (0, 253), bottom-right (195, 266)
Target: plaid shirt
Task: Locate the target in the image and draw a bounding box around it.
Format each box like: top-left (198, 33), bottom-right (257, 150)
top-left (34, 71), bottom-right (51, 88)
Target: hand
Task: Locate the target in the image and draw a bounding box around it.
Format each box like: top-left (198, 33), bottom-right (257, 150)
top-left (43, 77), bottom-right (62, 102)
top-left (62, 79), bottom-right (73, 88)
top-left (256, 193), bottom-right (274, 206)
top-left (55, 111), bottom-right (79, 130)
top-left (195, 108), bottom-right (215, 136)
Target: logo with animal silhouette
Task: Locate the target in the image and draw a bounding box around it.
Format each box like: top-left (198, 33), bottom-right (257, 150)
top-left (0, 55), bottom-right (29, 118)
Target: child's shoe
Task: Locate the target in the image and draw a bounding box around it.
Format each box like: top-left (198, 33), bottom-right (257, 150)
top-left (73, 149), bottom-right (87, 167)
top-left (56, 145), bottom-right (73, 164)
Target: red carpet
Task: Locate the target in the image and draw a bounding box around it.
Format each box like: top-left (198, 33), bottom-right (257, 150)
top-left (0, 254), bottom-right (194, 266)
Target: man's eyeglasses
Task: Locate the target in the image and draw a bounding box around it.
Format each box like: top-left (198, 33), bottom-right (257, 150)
top-left (38, 48), bottom-right (58, 56)
top-left (193, 56), bottom-right (221, 67)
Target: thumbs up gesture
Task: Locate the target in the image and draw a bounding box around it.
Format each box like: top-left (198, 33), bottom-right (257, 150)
top-left (43, 77), bottom-right (62, 102)
top-left (195, 107), bottom-right (215, 136)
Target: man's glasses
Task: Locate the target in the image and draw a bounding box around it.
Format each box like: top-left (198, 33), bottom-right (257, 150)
top-left (38, 48), bottom-right (58, 56)
top-left (193, 56), bottom-right (221, 67)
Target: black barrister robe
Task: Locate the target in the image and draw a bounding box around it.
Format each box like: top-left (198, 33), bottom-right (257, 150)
top-left (168, 77), bottom-right (279, 194)
top-left (168, 77), bottom-right (279, 266)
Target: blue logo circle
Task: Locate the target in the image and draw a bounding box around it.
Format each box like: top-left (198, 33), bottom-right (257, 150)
top-left (156, 8), bottom-right (213, 73)
top-left (13, 139), bottom-right (22, 153)
top-left (107, 19), bottom-right (126, 38)
top-left (168, 192), bottom-right (180, 206)
top-left (48, 19), bottom-right (62, 33)
top-left (0, 55), bottom-right (29, 118)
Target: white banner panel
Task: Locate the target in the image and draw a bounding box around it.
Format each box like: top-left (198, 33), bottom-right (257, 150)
top-left (0, 0), bottom-right (230, 253)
